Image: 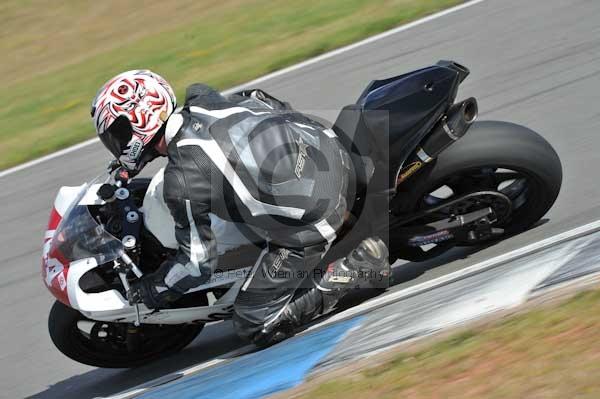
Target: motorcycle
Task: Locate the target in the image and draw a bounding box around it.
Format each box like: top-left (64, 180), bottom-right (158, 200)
top-left (43, 61), bottom-right (562, 367)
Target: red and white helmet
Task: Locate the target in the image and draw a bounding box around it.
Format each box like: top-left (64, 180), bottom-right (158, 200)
top-left (91, 70), bottom-right (176, 172)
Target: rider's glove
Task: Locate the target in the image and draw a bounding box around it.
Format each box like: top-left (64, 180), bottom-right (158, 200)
top-left (128, 272), bottom-right (182, 309)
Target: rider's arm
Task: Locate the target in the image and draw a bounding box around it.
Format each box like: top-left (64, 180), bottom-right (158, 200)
top-left (161, 165), bottom-right (217, 293)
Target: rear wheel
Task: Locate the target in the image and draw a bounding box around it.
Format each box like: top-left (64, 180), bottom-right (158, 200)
top-left (391, 121), bottom-right (562, 261)
top-left (48, 301), bottom-right (204, 368)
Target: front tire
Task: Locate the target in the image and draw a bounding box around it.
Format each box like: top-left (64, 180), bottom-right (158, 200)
top-left (48, 301), bottom-right (204, 368)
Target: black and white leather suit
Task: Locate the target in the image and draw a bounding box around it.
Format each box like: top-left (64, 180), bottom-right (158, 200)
top-left (159, 84), bottom-right (353, 343)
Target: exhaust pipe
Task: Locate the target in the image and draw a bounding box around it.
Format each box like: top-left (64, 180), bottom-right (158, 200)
top-left (418, 97), bottom-right (478, 161)
top-left (395, 98), bottom-right (478, 185)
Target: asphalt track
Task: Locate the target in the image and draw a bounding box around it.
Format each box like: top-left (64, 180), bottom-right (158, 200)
top-left (1, 0), bottom-right (600, 397)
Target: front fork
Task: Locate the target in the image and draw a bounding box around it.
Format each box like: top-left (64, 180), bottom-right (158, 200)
top-left (113, 253), bottom-right (144, 326)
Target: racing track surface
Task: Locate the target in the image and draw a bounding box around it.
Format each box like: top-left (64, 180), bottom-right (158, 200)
top-left (1, 0), bottom-right (600, 397)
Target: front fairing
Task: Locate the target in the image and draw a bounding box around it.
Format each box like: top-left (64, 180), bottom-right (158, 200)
top-left (49, 199), bottom-right (123, 266)
top-left (40, 171), bottom-right (251, 323)
top-left (42, 175), bottom-right (123, 306)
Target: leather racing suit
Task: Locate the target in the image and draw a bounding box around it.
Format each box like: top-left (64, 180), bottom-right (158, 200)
top-left (133, 84), bottom-right (388, 344)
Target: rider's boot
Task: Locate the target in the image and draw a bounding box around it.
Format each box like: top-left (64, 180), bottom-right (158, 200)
top-left (253, 237), bottom-right (391, 347)
top-left (317, 236), bottom-right (391, 313)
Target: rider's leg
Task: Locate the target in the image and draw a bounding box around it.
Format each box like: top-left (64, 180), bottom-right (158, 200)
top-left (232, 241), bottom-right (326, 345)
top-left (232, 237), bottom-right (390, 347)
top-left (281, 236), bottom-right (390, 326)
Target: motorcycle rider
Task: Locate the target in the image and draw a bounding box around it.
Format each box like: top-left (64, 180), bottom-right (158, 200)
top-left (91, 70), bottom-right (390, 346)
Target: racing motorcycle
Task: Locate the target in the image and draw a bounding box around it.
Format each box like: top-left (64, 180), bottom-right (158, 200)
top-left (43, 61), bottom-right (562, 368)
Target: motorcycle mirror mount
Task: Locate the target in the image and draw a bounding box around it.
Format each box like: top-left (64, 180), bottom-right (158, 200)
top-left (114, 167), bottom-right (131, 188)
top-left (98, 161), bottom-right (133, 200)
top-left (106, 159), bottom-right (132, 186)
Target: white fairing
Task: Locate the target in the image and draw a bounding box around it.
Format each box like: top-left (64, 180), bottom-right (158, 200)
top-left (142, 167), bottom-right (254, 255)
top-left (46, 171), bottom-right (256, 324)
top-left (70, 255), bottom-right (249, 324)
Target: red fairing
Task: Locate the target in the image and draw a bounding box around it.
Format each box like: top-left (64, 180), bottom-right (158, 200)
top-left (47, 207), bottom-right (61, 230)
top-left (42, 207), bottom-right (70, 306)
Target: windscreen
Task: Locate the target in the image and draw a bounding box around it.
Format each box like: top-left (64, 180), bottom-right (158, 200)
top-left (49, 181), bottom-right (124, 265)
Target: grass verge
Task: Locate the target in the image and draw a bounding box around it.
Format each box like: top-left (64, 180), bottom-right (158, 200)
top-left (298, 287), bottom-right (600, 399)
top-left (0, 0), bottom-right (462, 170)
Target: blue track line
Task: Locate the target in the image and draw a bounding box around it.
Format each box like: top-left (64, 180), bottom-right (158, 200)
top-left (137, 317), bottom-right (363, 399)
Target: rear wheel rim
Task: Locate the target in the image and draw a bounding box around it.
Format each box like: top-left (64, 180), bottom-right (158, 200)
top-left (400, 165), bottom-right (548, 250)
top-left (424, 168), bottom-right (527, 213)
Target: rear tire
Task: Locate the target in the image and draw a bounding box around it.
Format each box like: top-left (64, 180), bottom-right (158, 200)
top-left (392, 120), bottom-right (562, 260)
top-left (48, 301), bottom-right (203, 368)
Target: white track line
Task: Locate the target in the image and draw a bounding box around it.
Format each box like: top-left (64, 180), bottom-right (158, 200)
top-left (105, 345), bottom-right (255, 399)
top-left (0, 138), bottom-right (99, 179)
top-left (311, 218), bottom-right (600, 329)
top-left (0, 0), bottom-right (488, 180)
top-left (225, 0), bottom-right (488, 92)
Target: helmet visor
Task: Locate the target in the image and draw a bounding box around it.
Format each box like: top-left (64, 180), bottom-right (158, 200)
top-left (98, 115), bottom-right (133, 161)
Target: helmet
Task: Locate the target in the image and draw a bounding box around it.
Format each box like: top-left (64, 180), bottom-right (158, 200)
top-left (91, 70), bottom-right (176, 172)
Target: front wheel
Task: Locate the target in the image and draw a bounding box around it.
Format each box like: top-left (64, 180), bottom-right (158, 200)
top-left (391, 120), bottom-right (562, 261)
top-left (48, 301), bottom-right (204, 368)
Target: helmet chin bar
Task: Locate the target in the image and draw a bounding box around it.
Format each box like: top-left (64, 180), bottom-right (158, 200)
top-left (127, 124), bottom-right (167, 175)
top-left (105, 120), bottom-right (167, 176)
top-left (130, 147), bottom-right (160, 176)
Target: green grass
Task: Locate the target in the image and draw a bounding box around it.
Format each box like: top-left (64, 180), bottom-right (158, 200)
top-left (0, 0), bottom-right (462, 170)
top-left (300, 289), bottom-right (600, 399)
